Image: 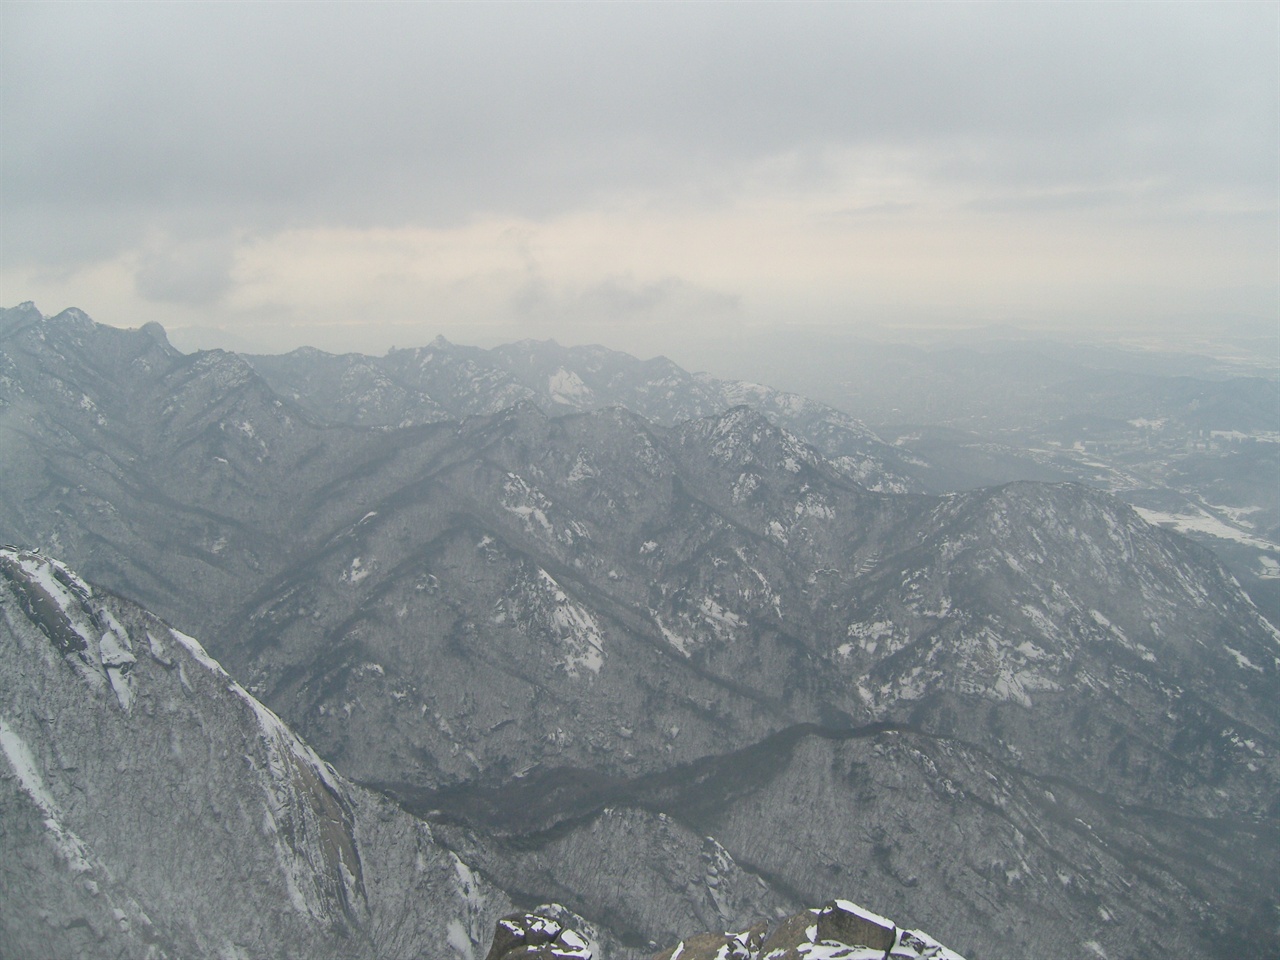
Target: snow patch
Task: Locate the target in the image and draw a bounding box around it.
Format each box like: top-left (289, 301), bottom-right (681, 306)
top-left (656, 617), bottom-right (693, 657)
top-left (343, 556), bottom-right (371, 585)
top-left (567, 452), bottom-right (596, 485)
top-left (0, 719), bottom-right (57, 813)
top-left (0, 718), bottom-right (94, 873)
top-left (548, 367), bottom-right (592, 404)
top-left (446, 920), bottom-right (474, 959)
top-left (502, 474), bottom-right (557, 538)
top-left (96, 608), bottom-right (136, 711)
top-left (698, 596), bottom-right (744, 635)
top-left (539, 569), bottom-right (605, 676)
top-left (168, 627), bottom-right (228, 676)
top-left (1135, 507), bottom-right (1277, 551)
top-left (794, 494), bottom-right (834, 521)
top-left (1224, 646), bottom-right (1263, 673)
top-left (832, 899), bottom-right (894, 930)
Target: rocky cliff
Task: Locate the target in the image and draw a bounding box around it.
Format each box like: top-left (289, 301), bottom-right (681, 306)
top-left (0, 547), bottom-right (515, 958)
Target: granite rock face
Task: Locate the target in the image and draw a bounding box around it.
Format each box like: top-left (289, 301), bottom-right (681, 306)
top-left (0, 547), bottom-right (512, 959)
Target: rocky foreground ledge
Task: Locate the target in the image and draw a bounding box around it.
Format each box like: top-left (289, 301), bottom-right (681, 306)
top-left (486, 899), bottom-right (966, 960)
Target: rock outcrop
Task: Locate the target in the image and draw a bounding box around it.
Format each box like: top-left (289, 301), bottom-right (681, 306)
top-left (649, 900), bottom-right (964, 960)
top-left (485, 900), bottom-right (964, 960)
top-left (485, 909), bottom-right (594, 959)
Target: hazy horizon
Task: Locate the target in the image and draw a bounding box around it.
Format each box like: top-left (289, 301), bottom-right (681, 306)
top-left (2, 3), bottom-right (1276, 369)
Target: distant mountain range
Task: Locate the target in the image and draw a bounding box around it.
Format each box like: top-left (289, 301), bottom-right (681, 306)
top-left (2, 304), bottom-right (1278, 958)
top-left (244, 331), bottom-right (922, 493)
top-left (245, 319), bottom-right (1280, 629)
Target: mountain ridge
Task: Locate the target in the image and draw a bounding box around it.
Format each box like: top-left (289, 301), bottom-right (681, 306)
top-left (0, 545), bottom-right (522, 958)
top-left (2, 304), bottom-right (1278, 957)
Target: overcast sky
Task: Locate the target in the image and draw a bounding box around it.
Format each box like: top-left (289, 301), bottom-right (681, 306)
top-left (1, 2), bottom-right (1275, 364)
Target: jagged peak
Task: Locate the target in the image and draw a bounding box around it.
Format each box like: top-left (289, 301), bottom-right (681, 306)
top-left (47, 306), bottom-right (96, 329)
top-left (284, 344), bottom-right (338, 360)
top-left (2, 300), bottom-right (44, 319)
top-left (952, 479), bottom-right (1142, 530)
top-left (691, 403), bottom-right (775, 435)
top-left (677, 404), bottom-right (821, 466)
top-left (135, 320), bottom-right (180, 357)
top-left (0, 303), bottom-right (94, 337)
top-left (507, 336), bottom-right (563, 351)
top-left (3, 305), bottom-right (180, 362)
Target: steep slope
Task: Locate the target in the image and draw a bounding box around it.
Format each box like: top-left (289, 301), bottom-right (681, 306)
top-left (0, 551), bottom-right (957, 960)
top-left (0, 547), bottom-right (515, 959)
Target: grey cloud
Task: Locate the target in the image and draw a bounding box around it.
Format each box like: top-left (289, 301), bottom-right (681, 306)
top-left (133, 236), bottom-right (236, 306)
top-left (508, 272), bottom-right (741, 345)
top-left (829, 201), bottom-right (919, 220)
top-left (966, 189), bottom-right (1133, 215)
top-left (575, 277), bottom-right (740, 321)
top-left (2, 2), bottom-right (1275, 267)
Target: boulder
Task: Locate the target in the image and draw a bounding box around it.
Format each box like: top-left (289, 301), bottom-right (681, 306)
top-left (747, 900), bottom-right (899, 958)
top-left (484, 912), bottom-right (592, 960)
top-left (816, 899), bottom-right (897, 953)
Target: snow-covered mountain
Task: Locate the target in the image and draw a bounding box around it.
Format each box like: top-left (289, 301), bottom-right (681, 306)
top-left (244, 333), bottom-right (920, 493)
top-left (0, 546), bottom-right (516, 958)
top-left (0, 547), bottom-right (964, 960)
top-left (3, 304), bottom-right (1279, 958)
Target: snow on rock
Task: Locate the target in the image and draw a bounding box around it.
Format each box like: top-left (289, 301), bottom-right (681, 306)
top-left (343, 556), bottom-right (373, 585)
top-left (643, 897), bottom-right (965, 960)
top-left (484, 908), bottom-right (593, 959)
top-left (536, 568), bottom-right (605, 676)
top-left (448, 852), bottom-right (491, 959)
top-left (1, 547), bottom-right (514, 959)
top-left (1224, 646), bottom-right (1264, 673)
top-left (502, 473), bottom-right (558, 539)
top-left (0, 717), bottom-right (97, 876)
top-left (0, 718), bottom-right (58, 814)
top-left (0, 549), bottom-right (136, 710)
top-left (548, 368), bottom-right (593, 406)
top-left (655, 615), bottom-right (694, 657)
